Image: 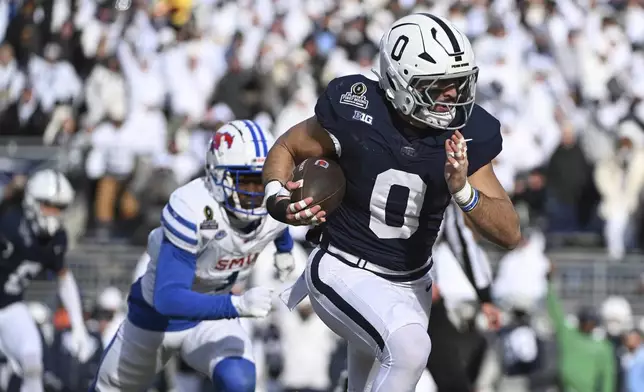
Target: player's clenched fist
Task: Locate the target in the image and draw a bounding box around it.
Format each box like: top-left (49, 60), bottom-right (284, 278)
top-left (444, 130), bottom-right (469, 194)
top-left (231, 287), bottom-right (274, 318)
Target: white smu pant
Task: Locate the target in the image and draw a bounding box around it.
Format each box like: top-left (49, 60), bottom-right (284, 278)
top-left (0, 302), bottom-right (44, 392)
top-left (305, 247), bottom-right (433, 392)
top-left (93, 317), bottom-right (254, 392)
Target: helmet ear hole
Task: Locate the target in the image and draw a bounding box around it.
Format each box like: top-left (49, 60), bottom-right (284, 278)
top-left (393, 90), bottom-right (415, 115)
top-left (206, 168), bottom-right (229, 204)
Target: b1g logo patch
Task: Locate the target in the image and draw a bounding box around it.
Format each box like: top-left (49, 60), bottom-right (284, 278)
top-left (314, 159), bottom-right (329, 168)
top-left (340, 82), bottom-right (369, 109)
top-left (353, 110), bottom-right (373, 125)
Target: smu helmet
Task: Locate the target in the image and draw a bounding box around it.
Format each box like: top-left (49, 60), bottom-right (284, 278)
top-left (205, 120), bottom-right (275, 222)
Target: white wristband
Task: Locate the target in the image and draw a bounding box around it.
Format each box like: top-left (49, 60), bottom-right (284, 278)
top-left (452, 181), bottom-right (473, 206)
top-left (264, 180), bottom-right (285, 198)
top-left (264, 180), bottom-right (290, 207)
top-left (230, 295), bottom-right (242, 313)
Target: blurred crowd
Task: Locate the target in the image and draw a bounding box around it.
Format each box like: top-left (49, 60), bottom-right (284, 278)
top-left (2, 0), bottom-right (644, 391)
top-left (2, 0), bottom-right (644, 259)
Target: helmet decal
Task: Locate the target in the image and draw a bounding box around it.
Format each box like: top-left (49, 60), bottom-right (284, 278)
top-left (205, 120), bottom-right (276, 223)
top-left (211, 131), bottom-right (235, 151)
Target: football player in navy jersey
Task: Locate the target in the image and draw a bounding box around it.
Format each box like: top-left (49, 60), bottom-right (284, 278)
top-left (263, 13), bottom-right (520, 392)
top-left (0, 169), bottom-right (92, 392)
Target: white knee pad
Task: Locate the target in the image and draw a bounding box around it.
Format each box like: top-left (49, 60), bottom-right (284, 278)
top-left (380, 323), bottom-right (431, 375)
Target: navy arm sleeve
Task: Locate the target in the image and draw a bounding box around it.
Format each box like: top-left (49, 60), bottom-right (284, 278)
top-left (153, 238), bottom-right (239, 320)
top-left (47, 229), bottom-right (67, 274)
top-left (274, 229), bottom-right (293, 253)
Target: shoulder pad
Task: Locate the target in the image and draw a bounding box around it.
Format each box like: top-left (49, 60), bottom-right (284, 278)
top-left (161, 187), bottom-right (201, 254)
top-left (462, 105), bottom-right (503, 175)
top-left (315, 75), bottom-right (388, 144)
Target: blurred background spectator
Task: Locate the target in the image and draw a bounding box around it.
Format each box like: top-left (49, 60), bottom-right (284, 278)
top-left (3, 0), bottom-right (644, 391)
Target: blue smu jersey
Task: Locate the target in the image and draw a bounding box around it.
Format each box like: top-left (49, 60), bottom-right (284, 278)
top-left (0, 206), bottom-right (66, 307)
top-left (315, 74), bottom-right (502, 271)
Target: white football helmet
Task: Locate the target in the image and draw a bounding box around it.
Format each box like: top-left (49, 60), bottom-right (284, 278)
top-left (376, 13), bottom-right (478, 129)
top-left (205, 120), bottom-right (275, 222)
top-left (600, 296), bottom-right (633, 337)
top-left (23, 169), bottom-right (75, 237)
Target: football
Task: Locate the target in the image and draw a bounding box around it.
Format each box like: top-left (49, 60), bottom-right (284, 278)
top-left (291, 158), bottom-right (346, 215)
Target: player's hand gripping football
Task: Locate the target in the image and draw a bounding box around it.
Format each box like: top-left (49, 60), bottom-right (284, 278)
top-left (231, 287), bottom-right (274, 318)
top-left (444, 130), bottom-right (469, 194)
top-left (276, 181), bottom-right (327, 226)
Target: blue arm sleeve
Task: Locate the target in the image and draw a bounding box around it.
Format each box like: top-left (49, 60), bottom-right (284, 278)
top-left (153, 238), bottom-right (239, 320)
top-left (274, 229), bottom-right (293, 253)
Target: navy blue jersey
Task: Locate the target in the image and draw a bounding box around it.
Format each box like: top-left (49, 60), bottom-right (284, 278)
top-left (315, 74), bottom-right (502, 271)
top-left (0, 206), bottom-right (67, 308)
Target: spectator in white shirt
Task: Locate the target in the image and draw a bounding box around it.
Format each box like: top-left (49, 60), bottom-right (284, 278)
top-left (85, 100), bottom-right (140, 240)
top-left (84, 55), bottom-right (127, 129)
top-left (28, 42), bottom-right (82, 112)
top-left (0, 43), bottom-right (26, 114)
top-left (277, 296), bottom-right (339, 392)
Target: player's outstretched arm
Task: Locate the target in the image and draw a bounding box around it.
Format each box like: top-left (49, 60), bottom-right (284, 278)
top-left (57, 269), bottom-right (88, 334)
top-left (263, 116), bottom-right (336, 225)
top-left (153, 240), bottom-right (273, 319)
top-left (156, 197), bottom-right (273, 319)
top-left (153, 239), bottom-right (240, 319)
top-left (48, 232), bottom-right (87, 339)
top-left (57, 267), bottom-right (97, 361)
top-left (445, 131), bottom-right (520, 249)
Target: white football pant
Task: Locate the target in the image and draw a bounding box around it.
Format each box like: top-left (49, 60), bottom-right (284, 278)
top-left (92, 317), bottom-right (253, 392)
top-left (305, 248), bottom-right (433, 392)
top-left (0, 302), bottom-right (44, 392)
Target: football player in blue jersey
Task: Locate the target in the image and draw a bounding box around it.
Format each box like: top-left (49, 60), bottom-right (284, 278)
top-left (263, 13), bottom-right (520, 392)
top-left (0, 169), bottom-right (92, 392)
top-left (92, 120), bottom-right (294, 392)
